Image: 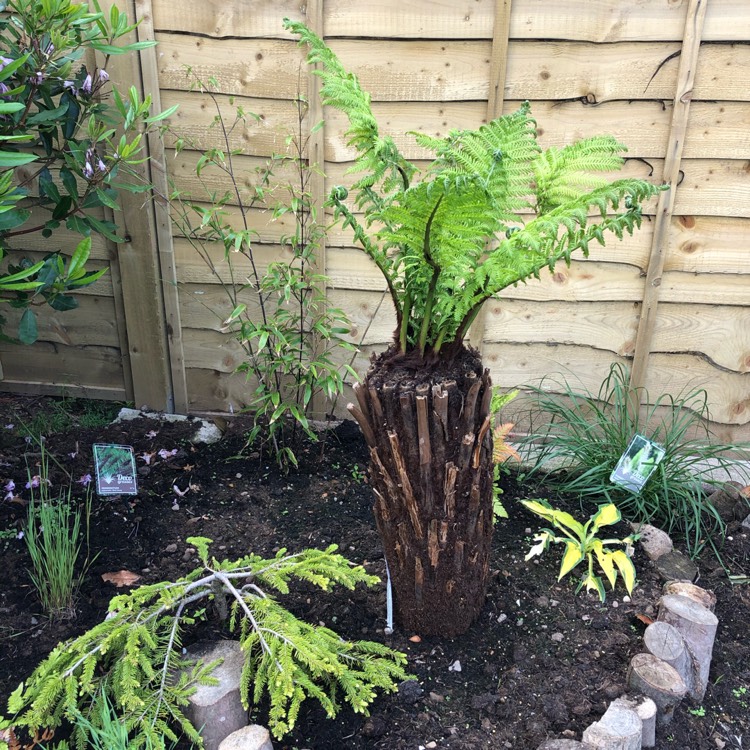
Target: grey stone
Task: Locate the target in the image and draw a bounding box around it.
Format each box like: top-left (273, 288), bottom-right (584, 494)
top-left (218, 725), bottom-right (274, 750)
top-left (654, 550), bottom-right (699, 583)
top-left (582, 700), bottom-right (642, 749)
top-left (537, 741), bottom-right (595, 749)
top-left (184, 640), bottom-right (248, 750)
top-left (706, 482), bottom-right (746, 522)
top-left (113, 407), bottom-right (223, 444)
top-left (630, 523), bottom-right (673, 561)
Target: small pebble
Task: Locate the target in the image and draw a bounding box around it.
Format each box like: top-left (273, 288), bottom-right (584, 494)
top-left (497, 613), bottom-right (508, 624)
top-left (551, 632), bottom-right (564, 642)
top-left (448, 659), bottom-right (462, 672)
top-left (164, 543), bottom-right (178, 554)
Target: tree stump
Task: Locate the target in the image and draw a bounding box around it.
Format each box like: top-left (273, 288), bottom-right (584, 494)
top-left (643, 620), bottom-right (696, 697)
top-left (581, 700), bottom-right (642, 749)
top-left (657, 593), bottom-right (718, 700)
top-left (611, 696), bottom-right (657, 747)
top-left (348, 347), bottom-right (494, 637)
top-left (626, 653), bottom-right (687, 725)
top-left (662, 581), bottom-right (716, 612)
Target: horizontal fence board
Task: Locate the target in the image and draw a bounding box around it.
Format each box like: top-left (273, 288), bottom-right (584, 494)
top-left (483, 299), bottom-right (750, 373)
top-left (667, 216), bottom-right (750, 274)
top-left (182, 327), bottom-right (246, 372)
top-left (152, 0), bottom-right (749, 43)
top-left (185, 367), bottom-right (252, 412)
top-left (161, 92), bottom-right (302, 158)
top-left (0, 342), bottom-right (126, 392)
top-left (483, 342), bottom-right (750, 428)
top-left (171, 202), bottom-right (298, 245)
top-left (2, 296), bottom-right (121, 348)
top-left (322, 100), bottom-right (748, 162)
top-left (156, 36), bottom-right (750, 104)
top-left (3, 206), bottom-right (111, 260)
top-left (173, 239), bottom-right (293, 284)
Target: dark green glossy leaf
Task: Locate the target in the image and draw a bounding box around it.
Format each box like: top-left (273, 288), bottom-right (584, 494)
top-left (18, 308), bottom-right (38, 344)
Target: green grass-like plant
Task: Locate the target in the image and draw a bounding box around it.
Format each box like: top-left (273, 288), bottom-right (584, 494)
top-left (23, 470), bottom-right (91, 619)
top-left (2, 540), bottom-right (408, 748)
top-left (520, 363), bottom-right (750, 556)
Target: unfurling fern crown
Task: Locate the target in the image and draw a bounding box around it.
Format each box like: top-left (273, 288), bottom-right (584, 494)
top-left (285, 19), bottom-right (664, 359)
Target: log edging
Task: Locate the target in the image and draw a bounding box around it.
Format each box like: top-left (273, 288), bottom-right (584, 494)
top-left (537, 526), bottom-right (718, 749)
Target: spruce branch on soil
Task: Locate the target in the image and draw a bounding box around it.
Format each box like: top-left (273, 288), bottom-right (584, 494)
top-left (2, 540), bottom-right (408, 748)
top-left (285, 19), bottom-right (664, 361)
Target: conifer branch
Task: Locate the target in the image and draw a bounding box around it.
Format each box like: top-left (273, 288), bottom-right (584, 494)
top-left (3, 541), bottom-right (408, 747)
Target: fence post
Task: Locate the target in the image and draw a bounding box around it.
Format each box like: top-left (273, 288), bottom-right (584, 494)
top-left (629, 0), bottom-right (709, 399)
top-left (97, 0), bottom-right (178, 412)
top-left (468, 0), bottom-right (513, 353)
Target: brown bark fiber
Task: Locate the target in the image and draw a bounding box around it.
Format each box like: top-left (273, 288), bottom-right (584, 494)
top-left (348, 347), bottom-right (494, 637)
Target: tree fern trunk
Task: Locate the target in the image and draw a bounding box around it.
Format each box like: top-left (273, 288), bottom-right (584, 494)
top-left (348, 347), bottom-right (494, 637)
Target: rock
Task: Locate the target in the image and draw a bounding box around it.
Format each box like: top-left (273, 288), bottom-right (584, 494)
top-left (537, 741), bottom-right (594, 749)
top-left (581, 700), bottom-right (642, 749)
top-left (706, 482), bottom-right (746, 521)
top-left (183, 640), bottom-right (248, 750)
top-left (631, 522), bottom-right (673, 560)
top-left (397, 679), bottom-right (423, 704)
top-left (164, 543), bottom-right (178, 554)
top-left (218, 725), bottom-right (273, 750)
top-left (114, 407), bottom-right (223, 444)
top-left (654, 550), bottom-right (698, 582)
top-left (551, 632), bottom-right (564, 642)
top-left (448, 659), bottom-right (462, 672)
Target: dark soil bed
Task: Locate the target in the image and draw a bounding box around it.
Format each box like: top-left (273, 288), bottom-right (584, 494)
top-left (0, 396), bottom-right (748, 749)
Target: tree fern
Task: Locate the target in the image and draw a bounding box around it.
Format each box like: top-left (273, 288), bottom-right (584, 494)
top-left (1, 541), bottom-right (408, 747)
top-left (285, 19), bottom-right (665, 360)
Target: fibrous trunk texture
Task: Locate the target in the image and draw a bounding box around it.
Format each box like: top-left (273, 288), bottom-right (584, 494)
top-left (348, 347), bottom-right (494, 637)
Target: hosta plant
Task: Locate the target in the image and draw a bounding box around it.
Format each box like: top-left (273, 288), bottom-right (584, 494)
top-left (287, 18), bottom-right (662, 635)
top-left (522, 499), bottom-right (637, 601)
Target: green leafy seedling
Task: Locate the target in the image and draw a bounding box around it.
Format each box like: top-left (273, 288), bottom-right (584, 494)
top-left (521, 499), bottom-right (638, 601)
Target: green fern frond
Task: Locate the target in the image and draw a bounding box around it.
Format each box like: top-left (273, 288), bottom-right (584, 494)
top-left (286, 21), bottom-right (665, 358)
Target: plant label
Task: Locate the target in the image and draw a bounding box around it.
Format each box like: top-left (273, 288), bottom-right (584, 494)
top-left (93, 443), bottom-right (138, 496)
top-left (610, 434), bottom-right (666, 493)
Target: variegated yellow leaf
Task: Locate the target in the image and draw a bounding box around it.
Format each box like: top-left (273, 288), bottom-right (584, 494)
top-left (611, 549), bottom-right (637, 594)
top-left (558, 541), bottom-right (585, 580)
top-left (591, 503), bottom-right (621, 532)
top-left (593, 542), bottom-right (617, 589)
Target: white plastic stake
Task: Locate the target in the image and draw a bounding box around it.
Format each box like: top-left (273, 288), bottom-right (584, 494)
top-left (384, 558), bottom-right (394, 635)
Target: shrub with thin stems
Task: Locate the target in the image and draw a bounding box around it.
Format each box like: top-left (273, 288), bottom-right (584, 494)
top-left (24, 472), bottom-right (92, 618)
top-left (519, 363), bottom-right (750, 557)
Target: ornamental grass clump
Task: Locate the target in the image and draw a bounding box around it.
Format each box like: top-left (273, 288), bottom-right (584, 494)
top-left (286, 19), bottom-right (663, 636)
top-left (520, 363), bottom-right (750, 556)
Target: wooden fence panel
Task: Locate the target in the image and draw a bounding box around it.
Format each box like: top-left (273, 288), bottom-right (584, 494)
top-left (4, 0), bottom-right (747, 443)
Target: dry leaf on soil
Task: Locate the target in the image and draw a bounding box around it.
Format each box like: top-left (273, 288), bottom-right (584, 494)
top-left (101, 570), bottom-right (141, 587)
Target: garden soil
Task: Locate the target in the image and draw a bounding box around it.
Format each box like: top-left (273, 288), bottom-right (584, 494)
top-left (0, 396), bottom-right (748, 750)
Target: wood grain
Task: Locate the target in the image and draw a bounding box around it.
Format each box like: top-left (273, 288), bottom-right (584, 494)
top-left (155, 36), bottom-right (750, 103)
top-left (152, 0), bottom-right (748, 43)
